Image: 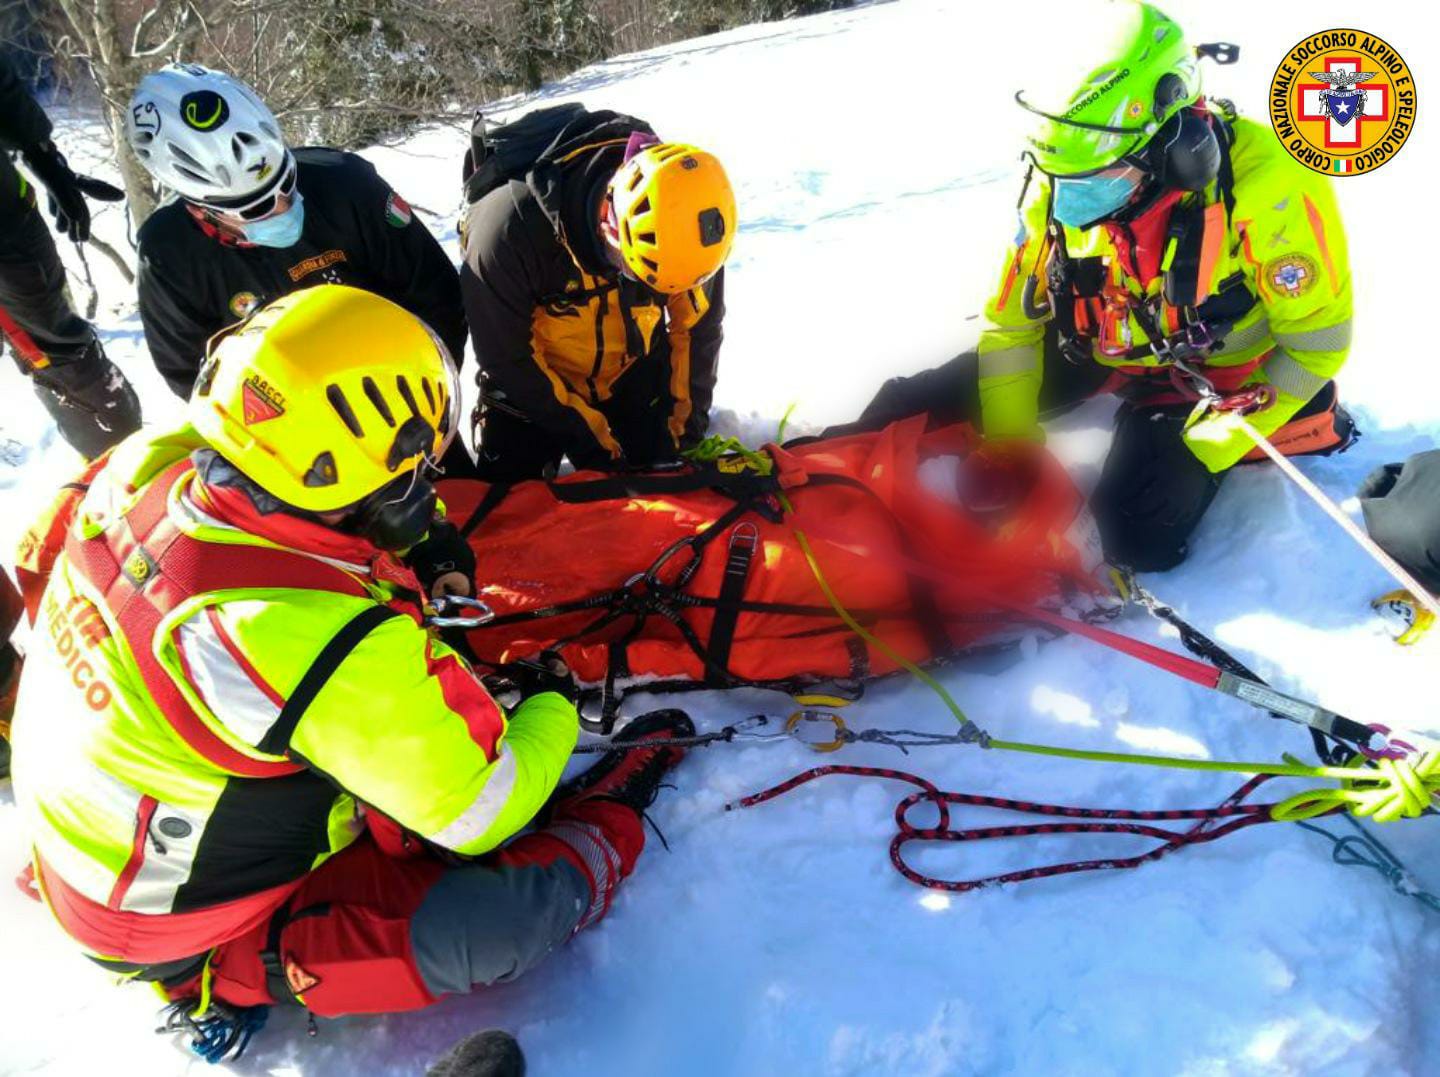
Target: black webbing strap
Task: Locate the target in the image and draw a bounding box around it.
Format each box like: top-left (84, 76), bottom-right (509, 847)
top-left (1142, 596), bottom-right (1350, 765)
top-left (704, 524), bottom-right (758, 677)
top-left (257, 606), bottom-right (403, 756)
top-left (458, 482), bottom-right (514, 538)
top-left (544, 468), bottom-right (776, 505)
top-left (87, 949), bottom-right (208, 988)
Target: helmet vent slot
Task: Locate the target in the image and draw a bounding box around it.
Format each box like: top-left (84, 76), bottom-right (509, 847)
top-left (327, 385), bottom-right (364, 437)
top-left (362, 376), bottom-right (396, 427)
top-left (395, 375), bottom-right (422, 418)
top-left (637, 232), bottom-right (657, 246)
top-left (641, 256), bottom-right (659, 272)
top-left (303, 451), bottom-right (338, 488)
top-left (170, 144), bottom-right (206, 171)
top-left (421, 377), bottom-right (436, 413)
top-left (631, 195), bottom-right (651, 217)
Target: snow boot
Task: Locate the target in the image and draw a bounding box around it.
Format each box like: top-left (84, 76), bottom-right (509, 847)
top-left (30, 340), bottom-right (142, 459)
top-left (552, 709), bottom-right (695, 814)
top-left (427, 1030), bottom-right (526, 1077)
top-left (1241, 381), bottom-right (1358, 463)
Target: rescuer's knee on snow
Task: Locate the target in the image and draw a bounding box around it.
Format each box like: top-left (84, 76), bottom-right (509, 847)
top-left (1091, 403), bottom-right (1226, 572)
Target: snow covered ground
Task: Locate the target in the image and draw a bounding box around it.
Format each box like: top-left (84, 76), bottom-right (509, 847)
top-left (4, 1), bottom-right (1440, 1073)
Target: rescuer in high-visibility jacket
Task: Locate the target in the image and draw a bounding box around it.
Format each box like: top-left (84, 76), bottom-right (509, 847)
top-left (840, 2), bottom-right (1355, 571)
top-left (10, 284), bottom-right (693, 1044)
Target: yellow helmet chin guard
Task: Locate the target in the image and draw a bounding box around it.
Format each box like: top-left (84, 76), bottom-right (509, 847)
top-left (189, 284), bottom-right (458, 513)
top-left (606, 143), bottom-right (737, 295)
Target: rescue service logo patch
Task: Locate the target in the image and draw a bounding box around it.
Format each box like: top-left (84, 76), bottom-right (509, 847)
top-left (241, 374), bottom-right (286, 424)
top-left (1269, 30), bottom-right (1416, 175)
top-left (229, 291), bottom-right (260, 319)
top-left (385, 192), bottom-right (414, 228)
top-left (1265, 252), bottom-right (1320, 298)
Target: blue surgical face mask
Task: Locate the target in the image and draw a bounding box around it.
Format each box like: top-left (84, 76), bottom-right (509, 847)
top-left (1051, 165), bottom-right (1146, 228)
top-left (241, 191), bottom-right (305, 248)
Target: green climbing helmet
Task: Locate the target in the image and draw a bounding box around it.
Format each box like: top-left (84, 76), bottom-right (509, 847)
top-left (1017, 1), bottom-right (1200, 177)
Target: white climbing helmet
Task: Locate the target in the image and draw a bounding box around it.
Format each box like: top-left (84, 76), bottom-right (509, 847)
top-left (126, 64), bottom-right (290, 205)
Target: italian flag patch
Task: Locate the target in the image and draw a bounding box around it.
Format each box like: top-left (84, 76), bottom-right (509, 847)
top-left (385, 192), bottom-right (414, 228)
top-left (1332, 159), bottom-right (1353, 174)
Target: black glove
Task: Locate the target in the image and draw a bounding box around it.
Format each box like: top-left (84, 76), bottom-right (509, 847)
top-left (405, 519), bottom-right (477, 598)
top-left (21, 141), bottom-right (125, 243)
top-left (510, 651), bottom-right (578, 703)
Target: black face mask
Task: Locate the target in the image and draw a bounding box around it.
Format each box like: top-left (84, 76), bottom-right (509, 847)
top-left (348, 472), bottom-right (438, 552)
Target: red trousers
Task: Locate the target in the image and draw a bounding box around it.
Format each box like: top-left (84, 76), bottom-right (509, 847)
top-left (177, 799), bottom-right (644, 1017)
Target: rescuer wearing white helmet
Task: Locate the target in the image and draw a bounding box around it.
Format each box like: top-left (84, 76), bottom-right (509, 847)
top-left (126, 64), bottom-right (471, 473)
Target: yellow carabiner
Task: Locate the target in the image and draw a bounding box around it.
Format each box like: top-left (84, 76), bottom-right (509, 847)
top-left (785, 709), bottom-right (848, 753)
top-left (791, 693), bottom-right (853, 710)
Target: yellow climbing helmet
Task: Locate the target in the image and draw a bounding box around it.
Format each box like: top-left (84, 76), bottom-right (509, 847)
top-left (190, 284), bottom-right (459, 514)
top-left (606, 142), bottom-right (737, 294)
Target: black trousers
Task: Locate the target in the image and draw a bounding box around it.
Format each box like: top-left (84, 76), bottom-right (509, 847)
top-left (0, 171), bottom-right (141, 457)
top-left (475, 359), bottom-right (683, 484)
top-left (829, 332), bottom-right (1225, 572)
top-left (0, 174), bottom-right (95, 365)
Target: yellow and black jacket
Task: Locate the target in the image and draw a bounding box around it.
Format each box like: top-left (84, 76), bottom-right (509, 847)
top-left (460, 116), bottom-right (724, 463)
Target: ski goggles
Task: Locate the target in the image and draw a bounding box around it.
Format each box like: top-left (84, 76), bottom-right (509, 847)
top-left (198, 153), bottom-right (299, 222)
top-left (1050, 163), bottom-right (1149, 228)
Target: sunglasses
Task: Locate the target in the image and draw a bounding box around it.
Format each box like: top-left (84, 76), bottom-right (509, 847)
top-left (199, 155), bottom-right (298, 222)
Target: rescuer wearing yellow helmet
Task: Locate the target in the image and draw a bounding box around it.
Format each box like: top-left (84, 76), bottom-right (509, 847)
top-left (9, 283), bottom-right (693, 1044)
top-left (460, 105), bottom-right (736, 481)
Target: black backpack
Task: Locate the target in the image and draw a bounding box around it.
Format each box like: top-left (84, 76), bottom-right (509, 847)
top-left (461, 103), bottom-right (651, 205)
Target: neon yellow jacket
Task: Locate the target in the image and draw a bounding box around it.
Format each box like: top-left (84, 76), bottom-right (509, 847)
top-left (978, 115), bottom-right (1351, 472)
top-left (14, 427), bottom-right (577, 943)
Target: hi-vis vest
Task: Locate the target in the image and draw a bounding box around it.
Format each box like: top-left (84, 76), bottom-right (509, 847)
top-left (978, 114), bottom-right (1353, 443)
top-left (13, 431), bottom-right (577, 963)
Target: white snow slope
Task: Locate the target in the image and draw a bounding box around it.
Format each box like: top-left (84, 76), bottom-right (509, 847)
top-left (3, 2), bottom-right (1439, 1074)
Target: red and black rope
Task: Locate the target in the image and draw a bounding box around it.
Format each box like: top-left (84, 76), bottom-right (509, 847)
top-left (731, 766), bottom-right (1328, 892)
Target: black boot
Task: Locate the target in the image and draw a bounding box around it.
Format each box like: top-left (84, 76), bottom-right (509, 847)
top-left (553, 709), bottom-right (695, 813)
top-left (30, 339), bottom-right (142, 459)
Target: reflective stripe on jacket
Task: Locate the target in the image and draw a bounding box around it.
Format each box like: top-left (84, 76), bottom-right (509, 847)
top-left (977, 114), bottom-right (1352, 457)
top-left (13, 427), bottom-right (577, 961)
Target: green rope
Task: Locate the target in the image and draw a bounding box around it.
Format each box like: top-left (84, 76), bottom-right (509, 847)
top-left (686, 434), bottom-right (1440, 825)
top-left (682, 436), bottom-right (774, 475)
top-left (784, 480), bottom-right (1439, 825)
top-left (776, 402), bottom-right (798, 444)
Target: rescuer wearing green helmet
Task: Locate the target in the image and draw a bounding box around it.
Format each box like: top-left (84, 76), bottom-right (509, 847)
top-left (842, 0), bottom-right (1355, 571)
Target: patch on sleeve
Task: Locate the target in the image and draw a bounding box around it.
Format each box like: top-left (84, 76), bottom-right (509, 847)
top-left (1263, 253), bottom-right (1320, 298)
top-left (284, 955), bottom-right (320, 997)
top-left (385, 192), bottom-right (414, 229)
top-left (229, 291), bottom-right (259, 319)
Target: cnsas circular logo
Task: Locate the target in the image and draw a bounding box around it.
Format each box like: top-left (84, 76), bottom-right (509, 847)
top-left (180, 89), bottom-right (230, 132)
top-left (1269, 29), bottom-right (1416, 175)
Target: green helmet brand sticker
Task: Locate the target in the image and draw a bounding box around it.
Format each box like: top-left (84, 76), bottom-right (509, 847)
top-left (181, 90), bottom-right (230, 131)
